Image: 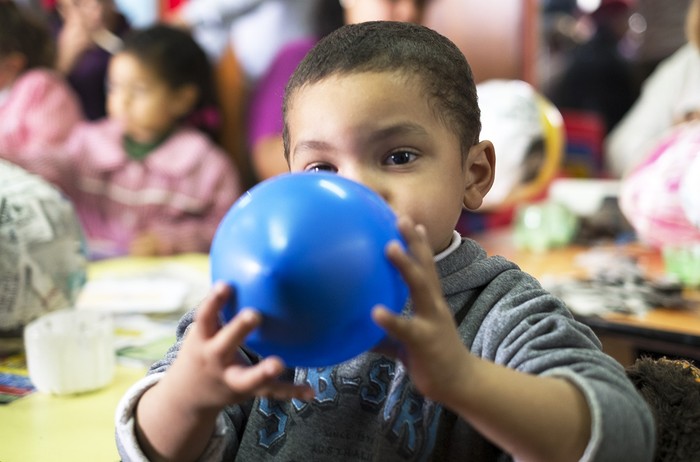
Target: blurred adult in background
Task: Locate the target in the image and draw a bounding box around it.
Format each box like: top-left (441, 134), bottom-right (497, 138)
top-left (50, 0), bottom-right (130, 120)
top-left (606, 0), bottom-right (700, 177)
top-left (632, 0), bottom-right (692, 83)
top-left (547, 0), bottom-right (639, 135)
top-left (248, 0), bottom-right (430, 181)
top-left (538, 1), bottom-right (580, 97)
top-left (167, 0), bottom-right (321, 84)
top-left (166, 0), bottom-right (322, 191)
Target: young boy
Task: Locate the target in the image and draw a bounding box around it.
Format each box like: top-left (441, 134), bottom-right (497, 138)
top-left (116, 21), bottom-right (655, 461)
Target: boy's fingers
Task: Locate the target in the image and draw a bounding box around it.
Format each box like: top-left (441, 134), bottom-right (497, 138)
top-left (262, 382), bottom-right (315, 402)
top-left (386, 243), bottom-right (442, 317)
top-left (372, 305), bottom-right (414, 345)
top-left (391, 218), bottom-right (439, 286)
top-left (196, 282), bottom-right (232, 338)
top-left (223, 357), bottom-right (314, 401)
top-left (210, 308), bottom-right (262, 357)
top-left (223, 356), bottom-right (284, 392)
top-left (397, 218), bottom-right (434, 266)
top-left (195, 283), bottom-right (262, 359)
top-left (386, 242), bottom-right (425, 289)
top-left (370, 330), bottom-right (402, 358)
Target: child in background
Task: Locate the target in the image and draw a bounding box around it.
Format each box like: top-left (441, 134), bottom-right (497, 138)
top-left (605, 0), bottom-right (700, 177)
top-left (116, 22), bottom-right (654, 461)
top-left (36, 25), bottom-right (241, 258)
top-left (51, 0), bottom-right (130, 120)
top-left (0, 1), bottom-right (83, 161)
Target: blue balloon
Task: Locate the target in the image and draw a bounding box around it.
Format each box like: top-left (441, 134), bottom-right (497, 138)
top-left (210, 172), bottom-right (408, 367)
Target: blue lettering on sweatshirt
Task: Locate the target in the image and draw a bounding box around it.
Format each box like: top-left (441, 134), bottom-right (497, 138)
top-left (257, 398), bottom-right (288, 449)
top-left (256, 359), bottom-right (439, 459)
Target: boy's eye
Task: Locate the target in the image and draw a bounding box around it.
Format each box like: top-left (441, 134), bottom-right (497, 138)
top-left (306, 163), bottom-right (337, 173)
top-left (385, 151), bottom-right (417, 165)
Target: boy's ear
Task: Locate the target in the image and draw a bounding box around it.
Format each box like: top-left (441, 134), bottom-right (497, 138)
top-left (171, 84), bottom-right (199, 118)
top-left (463, 140), bottom-right (496, 210)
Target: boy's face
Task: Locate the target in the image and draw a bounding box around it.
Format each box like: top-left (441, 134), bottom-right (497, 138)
top-left (107, 53), bottom-right (194, 143)
top-left (287, 71), bottom-right (494, 254)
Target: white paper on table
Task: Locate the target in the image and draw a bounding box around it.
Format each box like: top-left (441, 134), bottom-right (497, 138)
top-left (76, 277), bottom-right (190, 314)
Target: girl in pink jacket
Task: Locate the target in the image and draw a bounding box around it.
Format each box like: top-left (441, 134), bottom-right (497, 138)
top-left (41, 25), bottom-right (242, 258)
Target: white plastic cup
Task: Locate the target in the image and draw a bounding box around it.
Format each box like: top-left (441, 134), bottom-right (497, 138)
top-left (24, 309), bottom-right (115, 395)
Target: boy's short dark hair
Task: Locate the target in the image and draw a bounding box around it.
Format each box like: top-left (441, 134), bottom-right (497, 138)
top-left (282, 21), bottom-right (481, 160)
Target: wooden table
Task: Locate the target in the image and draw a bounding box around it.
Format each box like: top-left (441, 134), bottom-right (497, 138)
top-left (477, 230), bottom-right (700, 365)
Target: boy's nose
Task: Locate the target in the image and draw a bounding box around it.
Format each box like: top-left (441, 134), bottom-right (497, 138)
top-left (341, 168), bottom-right (388, 202)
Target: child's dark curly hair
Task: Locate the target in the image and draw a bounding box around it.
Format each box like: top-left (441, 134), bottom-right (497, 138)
top-left (626, 356), bottom-right (700, 462)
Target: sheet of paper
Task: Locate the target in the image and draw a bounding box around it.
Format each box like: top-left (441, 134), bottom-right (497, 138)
top-left (76, 277), bottom-right (190, 313)
top-left (76, 254), bottom-right (210, 314)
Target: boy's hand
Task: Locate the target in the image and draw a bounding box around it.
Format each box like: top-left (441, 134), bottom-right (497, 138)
top-left (372, 218), bottom-right (473, 407)
top-left (135, 283), bottom-right (314, 459)
top-left (161, 283), bottom-right (314, 413)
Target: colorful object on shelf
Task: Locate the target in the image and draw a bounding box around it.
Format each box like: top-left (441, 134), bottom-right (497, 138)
top-left (513, 201), bottom-right (578, 252)
top-left (680, 153), bottom-right (700, 230)
top-left (477, 79), bottom-right (564, 210)
top-left (620, 122), bottom-right (700, 249)
top-left (210, 173), bottom-right (408, 367)
top-left (560, 110), bottom-right (606, 178)
top-left (662, 244), bottom-right (700, 287)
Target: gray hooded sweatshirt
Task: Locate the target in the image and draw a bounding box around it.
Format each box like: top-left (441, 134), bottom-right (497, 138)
top-left (116, 237), bottom-right (655, 461)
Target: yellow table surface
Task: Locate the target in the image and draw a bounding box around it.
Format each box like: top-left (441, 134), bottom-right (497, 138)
top-left (0, 254), bottom-right (209, 462)
top-left (86, 252), bottom-right (209, 279)
top-left (0, 365), bottom-right (147, 462)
